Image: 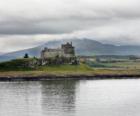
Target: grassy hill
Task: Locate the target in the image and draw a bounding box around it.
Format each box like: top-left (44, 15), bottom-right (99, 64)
top-left (0, 59), bottom-right (95, 77)
top-left (1, 59), bottom-right (140, 78)
top-left (0, 58), bottom-right (92, 72)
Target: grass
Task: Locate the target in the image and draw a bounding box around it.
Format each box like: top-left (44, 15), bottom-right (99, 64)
top-left (103, 61), bottom-right (140, 69)
top-left (87, 60), bottom-right (140, 69)
top-left (1, 59), bottom-right (140, 77)
top-left (0, 63), bottom-right (95, 77)
top-left (38, 63), bottom-right (92, 72)
top-left (0, 58), bottom-right (36, 71)
top-left (1, 63), bottom-right (140, 77)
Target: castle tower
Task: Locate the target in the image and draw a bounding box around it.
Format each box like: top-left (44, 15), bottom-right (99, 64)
top-left (61, 42), bottom-right (75, 56)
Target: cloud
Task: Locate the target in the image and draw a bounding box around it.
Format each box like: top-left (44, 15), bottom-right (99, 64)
top-left (0, 0), bottom-right (140, 52)
top-left (0, 0), bottom-right (140, 35)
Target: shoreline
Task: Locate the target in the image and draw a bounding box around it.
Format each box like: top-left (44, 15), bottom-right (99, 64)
top-left (0, 74), bottom-right (140, 81)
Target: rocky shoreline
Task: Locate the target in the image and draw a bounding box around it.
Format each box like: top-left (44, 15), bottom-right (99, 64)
top-left (0, 74), bottom-right (140, 81)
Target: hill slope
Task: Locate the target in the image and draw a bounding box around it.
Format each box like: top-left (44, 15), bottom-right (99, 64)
top-left (0, 38), bottom-right (140, 61)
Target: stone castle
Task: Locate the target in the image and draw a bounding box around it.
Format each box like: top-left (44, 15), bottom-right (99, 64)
top-left (41, 42), bottom-right (77, 65)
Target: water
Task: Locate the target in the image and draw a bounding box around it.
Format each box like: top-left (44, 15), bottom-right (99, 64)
top-left (0, 79), bottom-right (140, 116)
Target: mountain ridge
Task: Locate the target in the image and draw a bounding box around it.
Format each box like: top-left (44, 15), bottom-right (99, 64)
top-left (0, 38), bottom-right (140, 62)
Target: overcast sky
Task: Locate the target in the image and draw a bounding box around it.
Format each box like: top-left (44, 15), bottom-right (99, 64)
top-left (0, 0), bottom-right (140, 53)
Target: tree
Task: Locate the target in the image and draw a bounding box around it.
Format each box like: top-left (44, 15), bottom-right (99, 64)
top-left (24, 53), bottom-right (29, 58)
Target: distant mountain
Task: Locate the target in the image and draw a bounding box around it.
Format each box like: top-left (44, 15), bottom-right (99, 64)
top-left (0, 38), bottom-right (140, 62)
top-left (0, 52), bottom-right (3, 55)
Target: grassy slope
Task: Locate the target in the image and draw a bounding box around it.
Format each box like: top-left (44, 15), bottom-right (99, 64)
top-left (0, 63), bottom-right (93, 77)
top-left (0, 63), bottom-right (140, 77)
top-left (1, 59), bottom-right (140, 77)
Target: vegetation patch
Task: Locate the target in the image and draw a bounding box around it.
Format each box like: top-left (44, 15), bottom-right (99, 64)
top-left (0, 58), bottom-right (36, 71)
top-left (38, 63), bottom-right (93, 72)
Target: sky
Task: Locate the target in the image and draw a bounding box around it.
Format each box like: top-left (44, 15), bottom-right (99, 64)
top-left (0, 0), bottom-right (140, 53)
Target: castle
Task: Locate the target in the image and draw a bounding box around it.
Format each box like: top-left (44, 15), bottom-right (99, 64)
top-left (41, 42), bottom-right (77, 65)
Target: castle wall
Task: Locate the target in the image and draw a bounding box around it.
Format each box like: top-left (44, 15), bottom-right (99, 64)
top-left (41, 42), bottom-right (76, 64)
